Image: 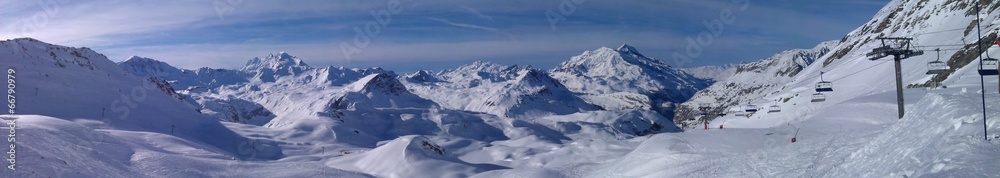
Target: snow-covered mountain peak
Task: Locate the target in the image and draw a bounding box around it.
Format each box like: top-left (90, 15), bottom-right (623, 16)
top-left (122, 55), bottom-right (158, 63)
top-left (513, 68), bottom-right (561, 87)
top-left (549, 44), bottom-right (709, 117)
top-left (616, 43), bottom-right (646, 58)
top-left (552, 44), bottom-right (674, 77)
top-left (2, 37), bottom-right (115, 73)
top-left (117, 56), bottom-right (182, 78)
top-left (274, 51), bottom-right (294, 59)
top-left (550, 45), bottom-right (699, 92)
top-left (451, 61), bottom-right (515, 74)
top-left (239, 52), bottom-right (313, 82)
top-left (240, 52), bottom-right (310, 72)
top-left (347, 73), bottom-right (408, 95)
top-left (434, 61), bottom-right (535, 86)
top-left (403, 70), bottom-right (440, 83)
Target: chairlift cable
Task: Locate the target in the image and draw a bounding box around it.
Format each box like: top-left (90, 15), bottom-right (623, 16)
top-left (723, 24), bottom-right (999, 112)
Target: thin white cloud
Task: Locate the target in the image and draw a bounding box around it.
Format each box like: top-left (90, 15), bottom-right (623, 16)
top-left (425, 17), bottom-right (495, 31)
top-left (425, 17), bottom-right (516, 40)
top-left (461, 5), bottom-right (494, 21)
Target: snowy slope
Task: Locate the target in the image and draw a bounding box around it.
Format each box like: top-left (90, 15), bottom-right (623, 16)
top-left (677, 0), bottom-right (1000, 130)
top-left (550, 44), bottom-right (710, 118)
top-left (484, 0), bottom-right (1000, 177)
top-left (15, 0), bottom-right (1000, 175)
top-left (576, 0), bottom-right (1000, 177)
top-left (0, 38), bottom-right (291, 177)
top-left (401, 61), bottom-right (600, 118)
top-left (0, 38), bottom-right (263, 151)
top-left (680, 64), bottom-right (737, 81)
top-left (586, 86), bottom-right (1000, 177)
top-left (117, 57), bottom-right (269, 124)
top-left (675, 41), bottom-right (836, 128)
top-left (327, 135), bottom-right (505, 178)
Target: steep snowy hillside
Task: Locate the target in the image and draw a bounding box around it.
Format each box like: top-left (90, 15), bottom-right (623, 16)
top-left (401, 61), bottom-right (600, 118)
top-left (675, 41), bottom-right (836, 128)
top-left (680, 64), bottom-right (737, 81)
top-left (676, 0), bottom-right (1000, 130)
top-left (586, 80), bottom-right (1000, 177)
top-left (0, 38), bottom-right (284, 177)
top-left (0, 38), bottom-right (260, 146)
top-left (584, 0), bottom-right (1000, 176)
top-left (550, 44), bottom-right (710, 117)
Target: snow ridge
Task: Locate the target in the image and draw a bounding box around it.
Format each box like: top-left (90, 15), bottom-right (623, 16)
top-left (402, 62), bottom-right (601, 118)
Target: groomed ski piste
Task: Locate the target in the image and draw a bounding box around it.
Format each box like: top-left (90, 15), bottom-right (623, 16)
top-left (3, 0), bottom-right (1000, 177)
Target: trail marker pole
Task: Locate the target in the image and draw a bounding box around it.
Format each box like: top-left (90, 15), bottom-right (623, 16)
top-left (791, 128), bottom-right (799, 143)
top-left (976, 1), bottom-right (989, 141)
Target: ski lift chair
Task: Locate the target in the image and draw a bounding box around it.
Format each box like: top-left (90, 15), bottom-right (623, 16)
top-left (745, 105), bottom-right (758, 113)
top-left (811, 93), bottom-right (827, 102)
top-left (768, 105), bottom-right (781, 113)
top-left (815, 72), bottom-right (833, 92)
top-left (981, 58), bottom-right (999, 76)
top-left (926, 61), bottom-right (948, 75)
top-left (815, 81), bottom-right (833, 92)
top-left (926, 48), bottom-right (948, 75)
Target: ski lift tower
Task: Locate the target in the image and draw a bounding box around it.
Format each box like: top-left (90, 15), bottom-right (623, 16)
top-left (866, 37), bottom-right (924, 119)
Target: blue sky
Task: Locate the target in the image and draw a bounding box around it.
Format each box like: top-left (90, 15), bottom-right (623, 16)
top-left (1, 0), bottom-right (889, 72)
